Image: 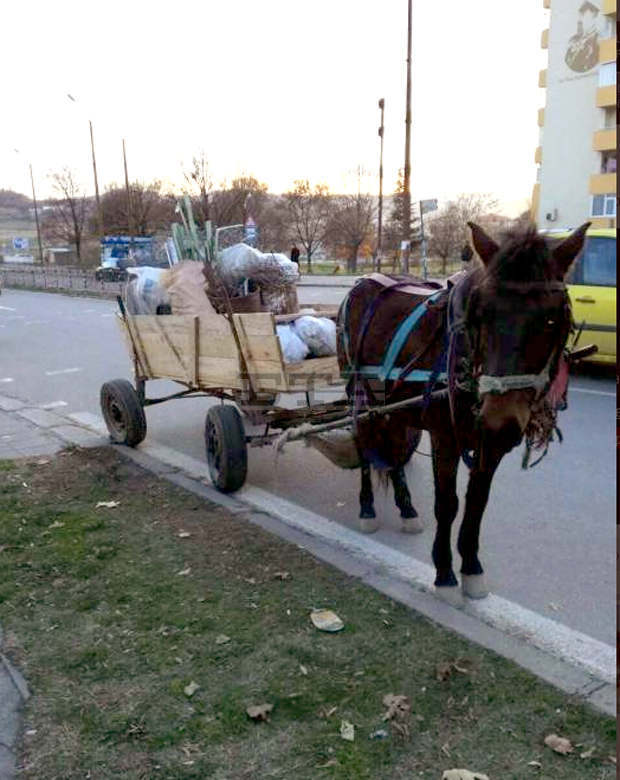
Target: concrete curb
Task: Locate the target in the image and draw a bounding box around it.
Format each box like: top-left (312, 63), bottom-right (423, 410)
top-left (0, 398), bottom-right (615, 719)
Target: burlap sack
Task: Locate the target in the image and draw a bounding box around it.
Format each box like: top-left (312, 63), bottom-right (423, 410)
top-left (160, 262), bottom-right (229, 332)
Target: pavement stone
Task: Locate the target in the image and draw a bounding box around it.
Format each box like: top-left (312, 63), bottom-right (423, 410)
top-left (0, 397), bottom-right (24, 413)
top-left (16, 408), bottom-right (65, 429)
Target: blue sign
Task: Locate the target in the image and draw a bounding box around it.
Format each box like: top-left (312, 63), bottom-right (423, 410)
top-left (13, 237), bottom-right (29, 250)
top-left (244, 218), bottom-right (257, 244)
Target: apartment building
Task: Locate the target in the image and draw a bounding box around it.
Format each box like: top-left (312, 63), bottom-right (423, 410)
top-left (532, 0), bottom-right (617, 229)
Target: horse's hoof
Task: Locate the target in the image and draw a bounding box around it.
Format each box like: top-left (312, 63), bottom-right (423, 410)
top-left (461, 574), bottom-right (489, 599)
top-left (401, 515), bottom-right (424, 534)
top-left (434, 585), bottom-right (463, 607)
top-left (359, 516), bottom-right (380, 534)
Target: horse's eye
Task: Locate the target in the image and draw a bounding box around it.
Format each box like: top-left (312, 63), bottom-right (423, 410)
top-left (546, 319), bottom-right (555, 327)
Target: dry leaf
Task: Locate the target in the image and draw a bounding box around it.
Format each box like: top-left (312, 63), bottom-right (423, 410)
top-left (246, 703), bottom-right (273, 721)
top-left (607, 756), bottom-right (616, 765)
top-left (369, 729), bottom-right (389, 740)
top-left (273, 571), bottom-right (290, 580)
top-left (381, 694), bottom-right (411, 722)
top-left (544, 734), bottom-right (573, 755)
top-left (178, 531), bottom-right (191, 538)
top-left (310, 609), bottom-right (344, 632)
top-left (183, 681), bottom-right (199, 697)
top-left (299, 664), bottom-right (308, 676)
top-left (340, 720), bottom-right (355, 741)
top-left (527, 760), bottom-right (542, 768)
top-left (176, 567), bottom-right (191, 576)
top-left (436, 658), bottom-right (472, 680)
top-left (215, 634), bottom-right (231, 645)
top-left (96, 500), bottom-right (120, 508)
top-left (48, 521), bottom-right (65, 529)
top-left (442, 770), bottom-right (490, 780)
top-left (317, 759), bottom-right (339, 768)
top-left (579, 746), bottom-right (595, 759)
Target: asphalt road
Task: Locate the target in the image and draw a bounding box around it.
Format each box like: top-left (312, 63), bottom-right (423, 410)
top-left (0, 288), bottom-right (615, 646)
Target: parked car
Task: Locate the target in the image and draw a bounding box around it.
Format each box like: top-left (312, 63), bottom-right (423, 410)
top-left (547, 227), bottom-right (616, 364)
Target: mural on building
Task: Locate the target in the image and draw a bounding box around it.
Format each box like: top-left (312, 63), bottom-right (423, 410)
top-left (565, 1), bottom-right (601, 72)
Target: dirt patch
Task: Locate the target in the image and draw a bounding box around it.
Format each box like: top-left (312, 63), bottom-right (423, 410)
top-left (0, 447), bottom-right (615, 779)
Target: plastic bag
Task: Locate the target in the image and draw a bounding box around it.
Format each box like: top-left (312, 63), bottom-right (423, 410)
top-left (276, 324), bottom-right (309, 363)
top-left (218, 243), bottom-right (299, 285)
top-left (293, 316), bottom-right (337, 357)
top-left (125, 267), bottom-right (170, 315)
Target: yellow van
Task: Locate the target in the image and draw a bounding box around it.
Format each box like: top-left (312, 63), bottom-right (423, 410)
top-left (545, 227), bottom-right (616, 364)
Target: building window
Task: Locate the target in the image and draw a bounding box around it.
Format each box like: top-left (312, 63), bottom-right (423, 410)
top-left (591, 193), bottom-right (617, 217)
top-left (601, 151), bottom-right (617, 173)
top-left (603, 106), bottom-right (615, 128)
top-left (598, 62), bottom-right (616, 86)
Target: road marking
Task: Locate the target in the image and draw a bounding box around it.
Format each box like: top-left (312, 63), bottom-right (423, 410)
top-left (45, 368), bottom-right (82, 376)
top-left (40, 401), bottom-right (68, 410)
top-left (25, 320), bottom-right (48, 326)
top-left (0, 305), bottom-right (16, 311)
top-left (0, 378), bottom-right (14, 383)
top-left (65, 411), bottom-right (616, 685)
top-left (569, 387), bottom-right (615, 398)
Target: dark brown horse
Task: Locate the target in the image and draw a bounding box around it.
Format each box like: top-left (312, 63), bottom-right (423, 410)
top-left (337, 222), bottom-right (589, 601)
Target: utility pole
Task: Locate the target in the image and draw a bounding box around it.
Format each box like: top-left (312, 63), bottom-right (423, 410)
top-left (89, 121), bottom-right (104, 238)
top-left (377, 98), bottom-right (385, 272)
top-left (29, 164), bottom-right (44, 264)
top-left (122, 138), bottom-right (133, 249)
top-left (402, 0), bottom-right (413, 273)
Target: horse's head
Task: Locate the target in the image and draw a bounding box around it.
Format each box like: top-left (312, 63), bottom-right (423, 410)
top-left (465, 221), bottom-right (589, 451)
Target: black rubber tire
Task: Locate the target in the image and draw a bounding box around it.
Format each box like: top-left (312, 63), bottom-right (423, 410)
top-left (204, 405), bottom-right (247, 493)
top-left (100, 379), bottom-right (147, 447)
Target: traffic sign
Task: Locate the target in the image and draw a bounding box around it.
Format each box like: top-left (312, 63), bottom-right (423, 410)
top-left (12, 237), bottom-right (29, 250)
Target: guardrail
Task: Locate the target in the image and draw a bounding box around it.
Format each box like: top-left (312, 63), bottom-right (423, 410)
top-left (0, 265), bottom-right (125, 297)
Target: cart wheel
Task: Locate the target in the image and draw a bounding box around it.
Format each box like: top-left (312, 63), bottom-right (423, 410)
top-left (204, 405), bottom-right (247, 493)
top-left (100, 379), bottom-right (147, 447)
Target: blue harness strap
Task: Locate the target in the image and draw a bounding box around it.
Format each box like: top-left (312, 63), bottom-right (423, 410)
top-left (377, 290), bottom-right (444, 382)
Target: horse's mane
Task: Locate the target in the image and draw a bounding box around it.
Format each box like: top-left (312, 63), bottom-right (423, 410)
top-left (484, 225), bottom-right (554, 286)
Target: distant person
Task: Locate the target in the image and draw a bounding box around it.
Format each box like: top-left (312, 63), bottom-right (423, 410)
top-left (290, 244), bottom-right (301, 275)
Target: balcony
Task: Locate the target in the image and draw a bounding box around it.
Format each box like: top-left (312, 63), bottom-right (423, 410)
top-left (543, 0), bottom-right (550, 8)
top-left (589, 173), bottom-right (617, 194)
top-left (598, 37), bottom-right (616, 63)
top-left (538, 69), bottom-right (547, 88)
top-left (602, 0), bottom-right (616, 14)
top-left (541, 28), bottom-right (549, 49)
top-left (534, 146), bottom-right (542, 164)
top-left (593, 128), bottom-right (617, 150)
top-left (537, 107), bottom-right (545, 126)
top-left (596, 85), bottom-right (616, 106)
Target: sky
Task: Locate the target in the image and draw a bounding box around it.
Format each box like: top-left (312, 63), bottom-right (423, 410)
top-left (3, 1), bottom-right (549, 216)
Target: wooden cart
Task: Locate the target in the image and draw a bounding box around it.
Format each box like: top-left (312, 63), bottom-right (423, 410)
top-left (100, 302), bottom-right (349, 493)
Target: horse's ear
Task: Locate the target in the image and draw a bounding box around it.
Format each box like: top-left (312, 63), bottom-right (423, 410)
top-left (551, 222), bottom-right (591, 277)
top-left (467, 222), bottom-right (499, 266)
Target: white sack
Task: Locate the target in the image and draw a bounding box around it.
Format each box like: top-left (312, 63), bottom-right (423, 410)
top-left (276, 324), bottom-right (309, 363)
top-left (293, 316), bottom-right (337, 357)
top-left (125, 267), bottom-right (170, 315)
top-left (218, 243), bottom-right (299, 286)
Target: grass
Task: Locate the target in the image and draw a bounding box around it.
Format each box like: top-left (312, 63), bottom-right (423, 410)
top-left (0, 447), bottom-right (615, 779)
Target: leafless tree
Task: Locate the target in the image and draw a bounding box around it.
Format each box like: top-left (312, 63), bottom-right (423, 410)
top-left (427, 192), bottom-right (499, 274)
top-left (41, 168), bottom-right (89, 263)
top-left (326, 192), bottom-right (376, 273)
top-left (284, 180), bottom-right (332, 271)
top-left (210, 175), bottom-right (269, 230)
top-left (183, 152), bottom-right (213, 223)
top-left (98, 180), bottom-right (175, 236)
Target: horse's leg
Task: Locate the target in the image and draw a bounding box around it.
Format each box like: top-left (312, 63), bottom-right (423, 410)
top-left (389, 465), bottom-right (423, 533)
top-left (358, 460), bottom-right (379, 533)
top-left (457, 445), bottom-right (504, 599)
top-left (430, 429), bottom-right (461, 603)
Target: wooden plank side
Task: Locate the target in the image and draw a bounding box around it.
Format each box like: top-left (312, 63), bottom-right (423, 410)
top-left (131, 316), bottom-right (190, 380)
top-left (233, 312), bottom-right (277, 336)
top-left (196, 356), bottom-right (244, 389)
top-left (233, 313), bottom-right (287, 392)
top-left (285, 356), bottom-right (343, 388)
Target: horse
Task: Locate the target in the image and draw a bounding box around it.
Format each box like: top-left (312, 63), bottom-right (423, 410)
top-left (336, 221), bottom-right (589, 602)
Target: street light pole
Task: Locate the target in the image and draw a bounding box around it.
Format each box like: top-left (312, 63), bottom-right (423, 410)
top-left (89, 120), bottom-right (104, 238)
top-left (402, 0), bottom-right (413, 273)
top-left (377, 98), bottom-right (385, 272)
top-left (29, 163), bottom-right (44, 264)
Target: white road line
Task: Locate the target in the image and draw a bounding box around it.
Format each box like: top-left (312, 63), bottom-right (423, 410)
top-left (67, 411), bottom-right (616, 685)
top-left (0, 378), bottom-right (14, 383)
top-left (25, 320), bottom-right (48, 326)
top-left (45, 367), bottom-right (83, 376)
top-left (40, 401), bottom-right (68, 410)
top-left (0, 305), bottom-right (16, 311)
top-left (569, 387), bottom-right (615, 397)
